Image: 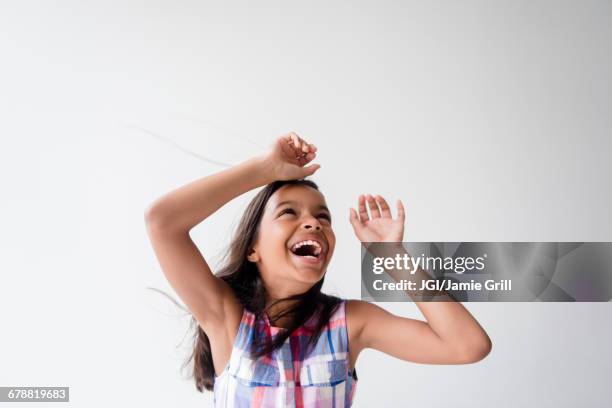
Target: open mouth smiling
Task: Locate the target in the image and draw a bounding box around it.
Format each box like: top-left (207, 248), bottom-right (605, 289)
top-left (289, 239), bottom-right (326, 263)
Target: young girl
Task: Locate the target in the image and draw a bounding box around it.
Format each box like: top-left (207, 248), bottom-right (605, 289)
top-left (145, 133), bottom-right (492, 407)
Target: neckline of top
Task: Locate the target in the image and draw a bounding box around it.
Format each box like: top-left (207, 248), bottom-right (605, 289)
top-left (263, 312), bottom-right (289, 332)
top-left (261, 301), bottom-right (344, 332)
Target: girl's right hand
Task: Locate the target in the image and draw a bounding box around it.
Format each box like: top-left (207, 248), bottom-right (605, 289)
top-left (261, 132), bottom-right (321, 181)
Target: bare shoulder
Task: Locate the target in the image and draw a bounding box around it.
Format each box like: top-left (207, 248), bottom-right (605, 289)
top-left (198, 278), bottom-right (244, 377)
top-left (345, 299), bottom-right (402, 370)
top-left (221, 284), bottom-right (244, 339)
top-left (345, 299), bottom-right (384, 355)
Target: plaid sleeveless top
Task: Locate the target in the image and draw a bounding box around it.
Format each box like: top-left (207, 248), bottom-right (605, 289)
top-left (213, 299), bottom-right (358, 407)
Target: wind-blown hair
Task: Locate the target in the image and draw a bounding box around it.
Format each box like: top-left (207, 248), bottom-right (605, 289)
top-left (184, 178), bottom-right (342, 392)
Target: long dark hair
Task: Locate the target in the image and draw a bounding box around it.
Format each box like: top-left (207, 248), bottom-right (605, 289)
top-left (184, 178), bottom-right (342, 392)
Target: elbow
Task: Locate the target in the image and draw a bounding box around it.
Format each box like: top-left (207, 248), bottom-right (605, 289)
top-left (144, 202), bottom-right (171, 231)
top-left (144, 204), bottom-right (160, 227)
top-left (457, 336), bottom-right (492, 364)
top-left (144, 203), bottom-right (192, 234)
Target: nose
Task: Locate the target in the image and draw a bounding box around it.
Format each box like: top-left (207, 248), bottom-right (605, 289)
top-left (302, 216), bottom-right (322, 231)
top-left (304, 224), bottom-right (321, 231)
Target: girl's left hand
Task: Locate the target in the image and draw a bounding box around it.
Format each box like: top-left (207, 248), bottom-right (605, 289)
top-left (349, 194), bottom-right (405, 242)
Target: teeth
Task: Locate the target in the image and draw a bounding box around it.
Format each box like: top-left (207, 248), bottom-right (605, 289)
top-left (291, 240), bottom-right (323, 256)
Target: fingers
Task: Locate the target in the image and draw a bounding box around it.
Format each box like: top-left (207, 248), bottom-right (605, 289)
top-left (358, 194), bottom-right (403, 220)
top-left (286, 132), bottom-right (317, 162)
top-left (396, 199), bottom-right (405, 222)
top-left (288, 133), bottom-right (305, 160)
top-left (349, 207), bottom-right (357, 223)
top-left (375, 195), bottom-right (392, 218)
top-left (366, 194), bottom-right (381, 218)
top-left (289, 132), bottom-right (300, 149)
top-left (301, 163), bottom-right (321, 176)
top-left (358, 195), bottom-right (369, 222)
top-left (349, 208), bottom-right (362, 231)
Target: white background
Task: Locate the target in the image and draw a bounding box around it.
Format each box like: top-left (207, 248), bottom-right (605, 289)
top-left (1, 1), bottom-right (611, 406)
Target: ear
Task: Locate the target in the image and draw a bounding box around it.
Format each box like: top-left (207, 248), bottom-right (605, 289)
top-left (247, 247), bottom-right (260, 263)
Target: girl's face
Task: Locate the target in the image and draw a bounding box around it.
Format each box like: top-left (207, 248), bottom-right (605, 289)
top-left (248, 184), bottom-right (335, 296)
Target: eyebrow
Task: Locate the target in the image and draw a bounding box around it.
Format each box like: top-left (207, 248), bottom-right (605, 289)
top-left (275, 200), bottom-right (330, 213)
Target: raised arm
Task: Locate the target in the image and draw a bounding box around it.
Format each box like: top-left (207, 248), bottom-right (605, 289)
top-left (347, 194), bottom-right (492, 367)
top-left (144, 154), bottom-right (272, 333)
top-left (143, 133), bottom-right (320, 374)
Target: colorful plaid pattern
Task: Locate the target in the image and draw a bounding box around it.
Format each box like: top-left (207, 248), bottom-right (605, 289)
top-left (213, 300), bottom-right (358, 407)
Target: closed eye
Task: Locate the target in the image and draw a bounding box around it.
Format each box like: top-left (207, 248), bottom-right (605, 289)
top-left (318, 213), bottom-right (331, 222)
top-left (279, 208), bottom-right (296, 216)
top-left (278, 208), bottom-right (331, 223)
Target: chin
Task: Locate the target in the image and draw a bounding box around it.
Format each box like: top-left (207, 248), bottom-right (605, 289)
top-left (292, 264), bottom-right (327, 284)
top-left (286, 250), bottom-right (330, 284)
